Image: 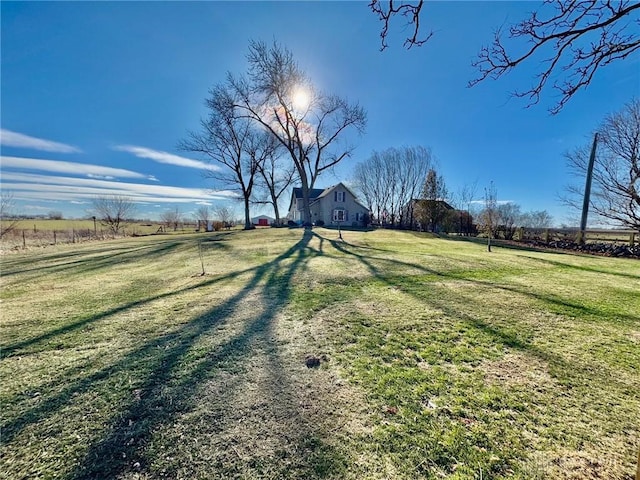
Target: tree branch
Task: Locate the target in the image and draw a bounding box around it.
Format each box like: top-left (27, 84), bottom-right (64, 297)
top-left (469, 0), bottom-right (640, 114)
top-left (370, 0), bottom-right (432, 50)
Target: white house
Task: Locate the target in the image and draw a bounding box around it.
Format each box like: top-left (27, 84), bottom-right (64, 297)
top-left (286, 182), bottom-right (369, 226)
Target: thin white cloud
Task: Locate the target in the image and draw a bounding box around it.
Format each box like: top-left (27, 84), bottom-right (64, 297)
top-left (2, 172), bottom-right (239, 204)
top-left (87, 174), bottom-right (116, 180)
top-left (1, 156), bottom-right (152, 180)
top-left (23, 204), bottom-right (53, 211)
top-left (114, 145), bottom-right (217, 170)
top-left (1, 129), bottom-right (82, 153)
top-left (470, 199), bottom-right (516, 205)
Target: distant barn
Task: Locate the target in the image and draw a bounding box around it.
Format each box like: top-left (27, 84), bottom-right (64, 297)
top-left (251, 215), bottom-right (274, 227)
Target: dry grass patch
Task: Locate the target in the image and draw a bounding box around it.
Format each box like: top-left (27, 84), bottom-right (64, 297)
top-left (480, 352), bottom-right (554, 389)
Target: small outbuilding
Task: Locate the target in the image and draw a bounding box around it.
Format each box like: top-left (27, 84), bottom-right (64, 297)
top-left (251, 215), bottom-right (275, 227)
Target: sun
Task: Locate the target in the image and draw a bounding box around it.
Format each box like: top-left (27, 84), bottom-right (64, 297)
top-left (292, 87), bottom-right (310, 111)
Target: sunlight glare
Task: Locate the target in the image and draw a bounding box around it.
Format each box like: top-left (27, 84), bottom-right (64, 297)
top-left (292, 88), bottom-right (310, 111)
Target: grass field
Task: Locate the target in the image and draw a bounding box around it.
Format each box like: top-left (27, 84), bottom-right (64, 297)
top-left (1, 228), bottom-right (638, 479)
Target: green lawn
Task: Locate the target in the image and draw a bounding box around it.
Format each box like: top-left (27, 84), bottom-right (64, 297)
top-left (1, 228), bottom-right (638, 479)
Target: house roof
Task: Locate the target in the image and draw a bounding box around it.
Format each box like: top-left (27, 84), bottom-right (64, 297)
top-left (291, 187), bottom-right (326, 200)
top-left (411, 199), bottom-right (455, 210)
top-left (310, 183), bottom-right (368, 209)
top-left (288, 182), bottom-right (369, 212)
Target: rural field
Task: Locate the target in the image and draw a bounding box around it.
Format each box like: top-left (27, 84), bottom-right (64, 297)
top-left (1, 228), bottom-right (638, 479)
top-left (0, 219), bottom-right (170, 251)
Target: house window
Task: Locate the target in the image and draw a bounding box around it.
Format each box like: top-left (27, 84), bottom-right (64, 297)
top-left (334, 191), bottom-right (345, 202)
top-left (333, 209), bottom-right (346, 222)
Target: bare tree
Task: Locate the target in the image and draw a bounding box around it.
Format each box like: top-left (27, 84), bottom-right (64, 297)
top-left (160, 207), bottom-right (182, 231)
top-left (353, 146), bottom-right (432, 226)
top-left (496, 202), bottom-right (521, 240)
top-left (453, 181), bottom-right (478, 235)
top-left (253, 137), bottom-right (296, 226)
top-left (228, 40), bottom-right (366, 227)
top-left (353, 151), bottom-right (390, 225)
top-left (92, 195), bottom-right (136, 235)
top-left (479, 182), bottom-right (498, 252)
top-left (521, 210), bottom-right (553, 228)
top-left (564, 98), bottom-right (640, 230)
top-left (195, 205), bottom-right (211, 231)
top-left (182, 84), bottom-right (272, 230)
top-left (372, 1), bottom-right (640, 114)
top-left (214, 205), bottom-right (234, 228)
top-left (0, 193), bottom-right (20, 239)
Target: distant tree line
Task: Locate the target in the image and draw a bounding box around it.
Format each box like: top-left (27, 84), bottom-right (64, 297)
top-left (352, 148), bottom-right (554, 239)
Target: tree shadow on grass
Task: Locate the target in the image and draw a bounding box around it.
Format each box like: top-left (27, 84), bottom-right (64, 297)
top-left (319, 233), bottom-right (638, 388)
top-left (1, 232), bottom-right (238, 279)
top-left (322, 235), bottom-right (640, 477)
top-left (0, 241), bottom-right (187, 279)
top-left (1, 259), bottom-right (251, 360)
top-left (3, 230), bottom-right (347, 479)
top-left (520, 255), bottom-right (640, 280)
top-left (327, 235), bottom-right (640, 324)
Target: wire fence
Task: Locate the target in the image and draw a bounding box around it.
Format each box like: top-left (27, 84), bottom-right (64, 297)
top-left (0, 222), bottom-right (205, 252)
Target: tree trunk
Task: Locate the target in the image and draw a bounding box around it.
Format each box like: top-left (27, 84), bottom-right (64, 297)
top-left (267, 185), bottom-right (281, 226)
top-left (273, 201), bottom-right (280, 226)
top-left (243, 197), bottom-right (252, 230)
top-left (300, 177), bottom-right (312, 228)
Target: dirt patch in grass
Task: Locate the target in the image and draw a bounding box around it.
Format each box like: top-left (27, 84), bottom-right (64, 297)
top-left (480, 352), bottom-right (554, 390)
top-left (525, 447), bottom-right (636, 480)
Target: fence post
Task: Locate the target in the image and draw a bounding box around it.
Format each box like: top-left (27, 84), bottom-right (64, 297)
top-left (517, 227), bottom-right (524, 241)
top-left (72, 229), bottom-right (76, 243)
top-left (631, 232), bottom-right (636, 247)
top-left (53, 231), bottom-right (57, 245)
top-left (543, 229), bottom-right (549, 244)
top-left (23, 230), bottom-right (26, 249)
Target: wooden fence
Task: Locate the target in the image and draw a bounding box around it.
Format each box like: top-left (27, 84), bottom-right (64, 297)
top-left (516, 228), bottom-right (637, 246)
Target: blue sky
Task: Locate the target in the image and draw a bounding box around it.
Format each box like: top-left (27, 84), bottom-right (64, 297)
top-left (1, 1), bottom-right (638, 224)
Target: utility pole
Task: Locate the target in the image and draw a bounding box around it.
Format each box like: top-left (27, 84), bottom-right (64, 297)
top-left (579, 133), bottom-right (598, 245)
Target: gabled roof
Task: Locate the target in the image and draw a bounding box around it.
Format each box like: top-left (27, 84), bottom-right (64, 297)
top-left (288, 182), bottom-right (369, 212)
top-left (310, 182), bottom-right (368, 209)
top-left (291, 187), bottom-right (326, 200)
top-left (410, 199), bottom-right (455, 210)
